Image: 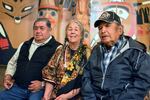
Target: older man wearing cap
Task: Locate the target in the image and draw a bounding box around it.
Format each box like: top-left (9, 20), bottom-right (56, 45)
top-left (81, 11), bottom-right (150, 100)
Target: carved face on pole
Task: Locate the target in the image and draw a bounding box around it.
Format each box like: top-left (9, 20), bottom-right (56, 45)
top-left (0, 0), bottom-right (39, 48)
top-left (38, 0), bottom-right (61, 41)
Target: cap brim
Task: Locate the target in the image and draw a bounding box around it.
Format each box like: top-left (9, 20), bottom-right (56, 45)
top-left (94, 20), bottom-right (110, 27)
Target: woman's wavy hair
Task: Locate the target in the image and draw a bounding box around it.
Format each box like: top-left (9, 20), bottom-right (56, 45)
top-left (65, 18), bottom-right (84, 43)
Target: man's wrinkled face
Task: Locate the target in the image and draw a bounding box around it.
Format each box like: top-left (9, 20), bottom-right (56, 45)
top-left (33, 21), bottom-right (50, 43)
top-left (98, 22), bottom-right (122, 47)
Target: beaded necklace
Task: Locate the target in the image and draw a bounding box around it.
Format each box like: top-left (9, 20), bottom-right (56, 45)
top-left (61, 45), bottom-right (86, 86)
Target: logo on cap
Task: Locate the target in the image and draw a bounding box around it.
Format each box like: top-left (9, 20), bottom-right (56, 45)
top-left (100, 12), bottom-right (111, 20)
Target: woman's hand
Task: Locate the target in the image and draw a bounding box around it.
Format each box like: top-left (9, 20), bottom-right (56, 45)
top-left (55, 88), bottom-right (80, 100)
top-left (42, 96), bottom-right (50, 100)
top-left (55, 94), bottom-right (68, 100)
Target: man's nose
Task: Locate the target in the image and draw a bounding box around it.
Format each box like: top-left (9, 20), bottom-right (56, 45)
top-left (36, 28), bottom-right (42, 32)
top-left (101, 26), bottom-right (107, 33)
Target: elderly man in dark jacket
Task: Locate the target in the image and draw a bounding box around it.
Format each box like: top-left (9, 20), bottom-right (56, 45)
top-left (81, 11), bottom-right (150, 100)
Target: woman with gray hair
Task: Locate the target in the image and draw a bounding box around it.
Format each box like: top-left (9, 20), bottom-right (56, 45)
top-left (42, 18), bottom-right (91, 100)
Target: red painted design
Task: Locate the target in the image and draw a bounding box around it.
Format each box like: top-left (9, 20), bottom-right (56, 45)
top-left (0, 38), bottom-right (9, 49)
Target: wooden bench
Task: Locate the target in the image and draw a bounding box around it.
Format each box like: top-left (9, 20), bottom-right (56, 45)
top-left (0, 65), bottom-right (6, 90)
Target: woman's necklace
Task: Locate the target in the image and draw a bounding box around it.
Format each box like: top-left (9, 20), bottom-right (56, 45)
top-left (64, 46), bottom-right (77, 68)
top-left (64, 47), bottom-right (68, 68)
top-left (61, 45), bottom-right (85, 85)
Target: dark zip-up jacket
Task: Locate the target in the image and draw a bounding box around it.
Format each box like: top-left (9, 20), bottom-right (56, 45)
top-left (82, 36), bottom-right (150, 100)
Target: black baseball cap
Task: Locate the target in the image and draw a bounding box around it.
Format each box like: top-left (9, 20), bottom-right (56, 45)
top-left (94, 11), bottom-right (121, 27)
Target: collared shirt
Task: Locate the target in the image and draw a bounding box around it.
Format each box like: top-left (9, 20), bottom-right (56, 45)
top-left (29, 36), bottom-right (52, 60)
top-left (101, 36), bottom-right (127, 73)
top-left (5, 36), bottom-right (52, 76)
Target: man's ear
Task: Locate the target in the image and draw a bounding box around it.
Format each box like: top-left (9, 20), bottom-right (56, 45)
top-left (118, 25), bottom-right (123, 33)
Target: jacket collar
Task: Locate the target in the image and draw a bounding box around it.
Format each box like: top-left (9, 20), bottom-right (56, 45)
top-left (120, 36), bottom-right (146, 53)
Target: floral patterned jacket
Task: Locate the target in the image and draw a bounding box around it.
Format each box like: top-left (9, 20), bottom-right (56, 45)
top-left (42, 44), bottom-right (91, 96)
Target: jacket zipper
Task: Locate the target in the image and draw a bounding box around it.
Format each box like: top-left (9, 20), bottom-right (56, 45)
top-left (100, 52), bottom-right (122, 100)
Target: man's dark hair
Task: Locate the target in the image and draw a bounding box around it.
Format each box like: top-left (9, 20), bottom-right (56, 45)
top-left (33, 18), bottom-right (51, 28)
